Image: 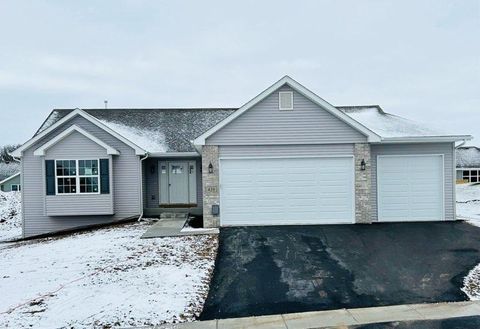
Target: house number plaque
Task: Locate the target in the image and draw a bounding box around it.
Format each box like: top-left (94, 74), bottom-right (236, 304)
top-left (206, 186), bottom-right (218, 193)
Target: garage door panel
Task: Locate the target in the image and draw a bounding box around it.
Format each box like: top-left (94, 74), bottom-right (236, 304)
top-left (220, 157), bottom-right (354, 226)
top-left (378, 155), bottom-right (443, 222)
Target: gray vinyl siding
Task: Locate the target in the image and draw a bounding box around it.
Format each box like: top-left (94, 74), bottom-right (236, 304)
top-left (0, 174), bottom-right (21, 192)
top-left (143, 157), bottom-right (203, 215)
top-left (207, 85), bottom-right (367, 145)
top-left (44, 132), bottom-right (114, 216)
top-left (22, 115), bottom-right (142, 237)
top-left (219, 144), bottom-right (355, 158)
top-left (45, 131), bottom-right (108, 158)
top-left (371, 143), bottom-right (455, 222)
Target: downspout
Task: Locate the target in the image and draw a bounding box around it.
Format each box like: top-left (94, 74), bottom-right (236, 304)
top-left (138, 152), bottom-right (149, 221)
top-left (453, 139), bottom-right (468, 220)
top-left (10, 153), bottom-right (24, 238)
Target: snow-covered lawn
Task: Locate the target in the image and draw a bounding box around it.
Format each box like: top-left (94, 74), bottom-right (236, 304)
top-left (0, 191), bottom-right (22, 241)
top-left (0, 223), bottom-right (218, 328)
top-left (456, 183), bottom-right (480, 226)
top-left (457, 183), bottom-right (480, 301)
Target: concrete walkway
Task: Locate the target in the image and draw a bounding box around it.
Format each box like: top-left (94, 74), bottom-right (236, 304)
top-left (155, 301), bottom-right (480, 329)
top-left (141, 217), bottom-right (219, 238)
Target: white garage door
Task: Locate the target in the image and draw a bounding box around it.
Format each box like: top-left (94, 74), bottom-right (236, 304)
top-left (219, 157), bottom-right (354, 226)
top-left (377, 155), bottom-right (444, 222)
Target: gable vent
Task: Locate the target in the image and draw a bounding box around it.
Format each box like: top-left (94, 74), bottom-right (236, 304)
top-left (279, 91), bottom-right (293, 110)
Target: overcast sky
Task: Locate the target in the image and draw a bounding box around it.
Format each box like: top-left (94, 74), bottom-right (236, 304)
top-left (0, 0), bottom-right (478, 146)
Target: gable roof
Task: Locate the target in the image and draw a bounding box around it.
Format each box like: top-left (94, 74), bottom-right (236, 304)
top-left (193, 76), bottom-right (382, 146)
top-left (13, 76), bottom-right (472, 158)
top-left (36, 108), bottom-right (236, 153)
top-left (456, 146), bottom-right (480, 168)
top-left (0, 172), bottom-right (20, 185)
top-left (33, 125), bottom-right (120, 156)
top-left (11, 109), bottom-right (147, 157)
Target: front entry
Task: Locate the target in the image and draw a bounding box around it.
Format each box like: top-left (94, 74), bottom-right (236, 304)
top-left (168, 162), bottom-right (189, 203)
top-left (159, 160), bottom-right (197, 205)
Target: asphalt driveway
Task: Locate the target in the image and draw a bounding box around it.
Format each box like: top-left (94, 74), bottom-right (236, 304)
top-left (200, 222), bottom-right (480, 320)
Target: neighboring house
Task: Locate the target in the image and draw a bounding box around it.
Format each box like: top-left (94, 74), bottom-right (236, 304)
top-left (456, 146), bottom-right (480, 183)
top-left (12, 76), bottom-right (472, 238)
top-left (0, 172), bottom-right (21, 192)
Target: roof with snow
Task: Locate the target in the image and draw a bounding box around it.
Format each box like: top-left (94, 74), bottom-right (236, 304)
top-left (37, 108), bottom-right (236, 153)
top-left (456, 147), bottom-right (480, 168)
top-left (36, 104), bottom-right (466, 153)
top-left (337, 105), bottom-right (448, 138)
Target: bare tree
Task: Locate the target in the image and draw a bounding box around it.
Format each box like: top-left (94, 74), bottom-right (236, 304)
top-left (0, 144), bottom-right (21, 164)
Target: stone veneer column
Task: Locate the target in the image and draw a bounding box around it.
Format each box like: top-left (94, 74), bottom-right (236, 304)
top-left (202, 145), bottom-right (220, 227)
top-left (354, 143), bottom-right (372, 223)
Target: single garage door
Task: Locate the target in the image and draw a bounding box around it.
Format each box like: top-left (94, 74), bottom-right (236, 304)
top-left (377, 155), bottom-right (444, 222)
top-left (219, 157), bottom-right (354, 226)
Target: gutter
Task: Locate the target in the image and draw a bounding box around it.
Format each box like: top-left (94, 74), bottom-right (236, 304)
top-left (375, 135), bottom-right (473, 144)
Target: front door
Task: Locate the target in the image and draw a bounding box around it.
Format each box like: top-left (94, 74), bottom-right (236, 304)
top-left (168, 161), bottom-right (189, 204)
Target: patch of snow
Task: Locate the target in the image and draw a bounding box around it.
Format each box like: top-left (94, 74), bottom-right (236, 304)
top-left (37, 111), bottom-right (61, 134)
top-left (456, 184), bottom-right (480, 226)
top-left (99, 119), bottom-right (168, 153)
top-left (456, 147), bottom-right (480, 168)
top-left (463, 263), bottom-right (480, 300)
top-left (344, 107), bottom-right (447, 138)
top-left (180, 227), bottom-right (219, 234)
top-left (0, 223), bottom-right (218, 327)
top-left (0, 191), bottom-right (22, 241)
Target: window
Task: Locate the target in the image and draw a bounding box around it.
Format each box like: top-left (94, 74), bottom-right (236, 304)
top-left (11, 184), bottom-right (20, 191)
top-left (55, 159), bottom-right (99, 194)
top-left (171, 165), bottom-right (184, 174)
top-left (459, 169), bottom-right (480, 183)
top-left (472, 170), bottom-right (479, 183)
top-left (279, 91), bottom-right (293, 110)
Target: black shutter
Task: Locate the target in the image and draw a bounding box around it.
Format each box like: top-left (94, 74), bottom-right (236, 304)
top-left (45, 160), bottom-right (55, 195)
top-left (100, 159), bottom-right (110, 194)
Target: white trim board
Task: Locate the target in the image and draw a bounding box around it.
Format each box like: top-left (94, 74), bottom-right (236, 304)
top-left (192, 76), bottom-right (382, 146)
top-left (12, 109), bottom-right (147, 157)
top-left (33, 125), bottom-right (120, 156)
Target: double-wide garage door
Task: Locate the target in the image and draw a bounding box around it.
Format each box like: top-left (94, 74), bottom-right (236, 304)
top-left (219, 157), bottom-right (354, 226)
top-left (377, 155), bottom-right (444, 222)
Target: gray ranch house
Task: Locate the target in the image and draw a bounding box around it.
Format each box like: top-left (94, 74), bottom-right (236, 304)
top-left (456, 146), bottom-right (480, 183)
top-left (12, 76), bottom-right (471, 238)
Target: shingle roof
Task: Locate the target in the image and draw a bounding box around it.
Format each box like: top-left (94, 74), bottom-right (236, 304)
top-left (337, 105), bottom-right (447, 138)
top-left (37, 108), bottom-right (236, 152)
top-left (456, 147), bottom-right (480, 168)
top-left (36, 104), bottom-right (461, 153)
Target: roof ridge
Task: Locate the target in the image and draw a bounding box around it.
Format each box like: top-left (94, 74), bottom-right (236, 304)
top-left (53, 107), bottom-right (238, 111)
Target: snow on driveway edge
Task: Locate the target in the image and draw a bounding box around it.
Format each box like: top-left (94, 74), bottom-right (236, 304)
top-left (463, 263), bottom-right (480, 301)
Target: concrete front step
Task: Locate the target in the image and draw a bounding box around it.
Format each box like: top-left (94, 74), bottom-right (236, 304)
top-left (154, 301), bottom-right (480, 329)
top-left (160, 212), bottom-right (189, 220)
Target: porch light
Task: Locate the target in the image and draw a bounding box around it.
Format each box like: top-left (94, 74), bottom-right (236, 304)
top-left (360, 159), bottom-right (366, 171)
top-left (208, 163), bottom-right (214, 174)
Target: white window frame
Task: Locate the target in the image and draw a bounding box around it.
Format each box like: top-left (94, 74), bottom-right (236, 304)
top-left (278, 91), bottom-right (294, 110)
top-left (54, 159), bottom-right (101, 195)
top-left (10, 184), bottom-right (20, 191)
top-left (458, 168), bottom-right (480, 183)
